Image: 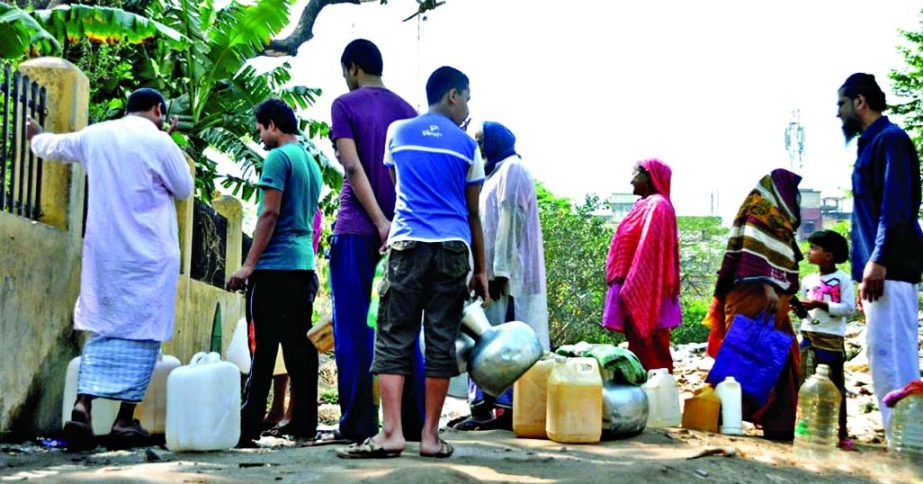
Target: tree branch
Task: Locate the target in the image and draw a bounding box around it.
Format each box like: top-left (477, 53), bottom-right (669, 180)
top-left (261, 0), bottom-right (447, 57)
top-left (261, 0), bottom-right (364, 57)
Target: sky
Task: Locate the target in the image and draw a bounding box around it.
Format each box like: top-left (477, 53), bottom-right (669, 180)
top-left (244, 0), bottom-right (923, 224)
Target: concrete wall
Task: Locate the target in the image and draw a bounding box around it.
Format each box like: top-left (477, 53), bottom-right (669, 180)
top-left (0, 58), bottom-right (244, 439)
top-left (0, 214), bottom-right (83, 436)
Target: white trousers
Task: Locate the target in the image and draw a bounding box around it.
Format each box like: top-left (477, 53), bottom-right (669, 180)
top-left (864, 281), bottom-right (921, 440)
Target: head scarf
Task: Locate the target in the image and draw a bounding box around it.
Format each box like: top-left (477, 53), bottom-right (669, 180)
top-left (481, 121), bottom-right (517, 174)
top-left (638, 159), bottom-right (672, 200)
top-left (605, 159), bottom-right (679, 341)
top-left (703, 168), bottom-right (803, 357)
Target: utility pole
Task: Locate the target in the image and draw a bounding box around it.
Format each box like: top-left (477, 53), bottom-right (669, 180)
top-left (784, 109), bottom-right (805, 171)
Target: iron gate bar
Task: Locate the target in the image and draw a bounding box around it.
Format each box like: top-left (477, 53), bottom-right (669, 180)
top-left (17, 75), bottom-right (29, 217)
top-left (8, 70), bottom-right (19, 214)
top-left (1, 64), bottom-right (9, 212)
top-left (25, 80), bottom-right (37, 218)
top-left (34, 86), bottom-right (45, 220)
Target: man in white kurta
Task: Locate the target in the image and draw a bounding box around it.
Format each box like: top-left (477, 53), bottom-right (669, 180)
top-left (28, 88), bottom-right (193, 450)
top-left (455, 121), bottom-right (549, 431)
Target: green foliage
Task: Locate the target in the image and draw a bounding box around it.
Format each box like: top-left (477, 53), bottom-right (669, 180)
top-left (0, 3), bottom-right (61, 59)
top-left (672, 295), bottom-right (711, 345)
top-left (319, 387), bottom-right (338, 405)
top-left (890, 9), bottom-right (923, 211)
top-left (540, 185), bottom-right (621, 347)
top-left (673, 216), bottom-right (727, 344)
top-left (0, 2), bottom-right (183, 60)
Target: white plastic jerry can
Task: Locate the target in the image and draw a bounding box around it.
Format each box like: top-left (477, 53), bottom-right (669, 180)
top-left (62, 357), bottom-right (119, 436)
top-left (642, 368), bottom-right (681, 427)
top-left (225, 318), bottom-right (251, 375)
top-left (136, 352), bottom-right (182, 434)
top-left (165, 352), bottom-right (241, 451)
top-left (715, 376), bottom-right (743, 435)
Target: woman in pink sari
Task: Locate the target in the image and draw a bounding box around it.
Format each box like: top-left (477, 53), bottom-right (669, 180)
top-left (602, 159), bottom-right (681, 372)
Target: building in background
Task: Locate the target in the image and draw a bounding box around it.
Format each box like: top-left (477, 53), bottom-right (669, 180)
top-left (610, 192), bottom-right (636, 222)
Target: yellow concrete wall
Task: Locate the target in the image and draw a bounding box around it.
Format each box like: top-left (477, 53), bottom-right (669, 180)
top-left (0, 214), bottom-right (82, 437)
top-left (164, 276), bottom-right (245, 364)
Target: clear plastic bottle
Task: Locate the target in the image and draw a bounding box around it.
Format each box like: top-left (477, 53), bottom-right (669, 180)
top-left (889, 393), bottom-right (923, 455)
top-left (793, 364), bottom-right (841, 459)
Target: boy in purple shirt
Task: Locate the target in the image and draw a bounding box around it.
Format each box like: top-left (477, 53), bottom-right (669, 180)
top-left (328, 39), bottom-right (425, 443)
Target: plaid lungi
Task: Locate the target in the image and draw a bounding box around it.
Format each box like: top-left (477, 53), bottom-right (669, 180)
top-left (77, 334), bottom-right (161, 402)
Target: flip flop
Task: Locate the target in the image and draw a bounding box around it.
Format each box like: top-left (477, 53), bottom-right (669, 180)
top-left (307, 430), bottom-right (352, 447)
top-left (419, 438), bottom-right (454, 458)
top-left (470, 415), bottom-right (512, 431)
top-left (63, 420), bottom-right (96, 452)
top-left (106, 420), bottom-right (151, 450)
top-left (261, 423), bottom-right (315, 440)
top-left (452, 417), bottom-right (491, 431)
top-left (336, 437), bottom-right (403, 459)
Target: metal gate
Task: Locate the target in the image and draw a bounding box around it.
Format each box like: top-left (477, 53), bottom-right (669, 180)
top-left (1, 63), bottom-right (48, 220)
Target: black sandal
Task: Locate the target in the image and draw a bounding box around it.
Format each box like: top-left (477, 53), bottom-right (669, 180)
top-left (63, 420), bottom-right (96, 452)
top-left (419, 438), bottom-right (454, 458)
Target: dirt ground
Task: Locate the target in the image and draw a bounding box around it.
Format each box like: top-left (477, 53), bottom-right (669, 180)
top-left (3, 320), bottom-right (921, 483)
top-left (2, 398), bottom-right (922, 484)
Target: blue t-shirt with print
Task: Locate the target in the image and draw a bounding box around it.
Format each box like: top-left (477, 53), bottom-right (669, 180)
top-left (384, 112), bottom-right (485, 246)
top-left (256, 142), bottom-right (323, 271)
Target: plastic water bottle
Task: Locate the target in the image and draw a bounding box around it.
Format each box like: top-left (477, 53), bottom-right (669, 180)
top-left (714, 376), bottom-right (743, 435)
top-left (889, 393), bottom-right (923, 456)
top-left (642, 368), bottom-right (681, 427)
top-left (793, 364), bottom-right (841, 459)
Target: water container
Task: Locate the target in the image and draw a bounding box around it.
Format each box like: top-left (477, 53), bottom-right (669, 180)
top-left (642, 368), bottom-right (681, 427)
top-left (226, 318), bottom-right (251, 374)
top-left (546, 357), bottom-right (602, 444)
top-left (165, 352), bottom-right (241, 451)
top-left (601, 375), bottom-right (648, 439)
top-left (61, 357), bottom-right (119, 436)
top-left (793, 364), bottom-right (841, 459)
top-left (513, 357), bottom-right (554, 438)
top-left (136, 352), bottom-right (181, 434)
top-left (682, 386), bottom-right (720, 433)
top-left (889, 393), bottom-right (923, 455)
top-left (715, 376), bottom-right (743, 435)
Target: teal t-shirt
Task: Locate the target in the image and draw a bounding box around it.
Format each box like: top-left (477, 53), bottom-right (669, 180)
top-left (255, 142), bottom-right (322, 271)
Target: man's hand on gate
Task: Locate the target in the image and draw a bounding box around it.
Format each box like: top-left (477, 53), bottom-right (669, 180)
top-left (26, 117), bottom-right (42, 141)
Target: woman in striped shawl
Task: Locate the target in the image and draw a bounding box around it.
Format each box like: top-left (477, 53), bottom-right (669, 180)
top-left (703, 168), bottom-right (803, 441)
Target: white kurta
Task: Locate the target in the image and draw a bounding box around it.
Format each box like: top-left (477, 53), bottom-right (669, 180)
top-left (479, 156), bottom-right (549, 349)
top-left (31, 115), bottom-right (193, 341)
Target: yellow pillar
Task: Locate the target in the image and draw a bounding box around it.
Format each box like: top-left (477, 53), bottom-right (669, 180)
top-left (16, 58), bottom-right (89, 231)
top-left (212, 195), bottom-right (243, 277)
top-left (175, 155), bottom-right (196, 275)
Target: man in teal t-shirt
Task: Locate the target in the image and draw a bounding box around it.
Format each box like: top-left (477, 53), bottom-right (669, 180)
top-left (228, 99), bottom-right (323, 447)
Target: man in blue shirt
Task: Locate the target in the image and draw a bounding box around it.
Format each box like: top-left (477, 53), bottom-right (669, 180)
top-left (227, 99), bottom-right (323, 447)
top-left (837, 73), bottom-right (923, 439)
top-left (337, 66), bottom-right (490, 459)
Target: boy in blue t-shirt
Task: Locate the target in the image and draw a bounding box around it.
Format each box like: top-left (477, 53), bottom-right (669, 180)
top-left (337, 66), bottom-right (490, 459)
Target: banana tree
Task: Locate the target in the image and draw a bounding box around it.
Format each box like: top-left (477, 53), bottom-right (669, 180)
top-left (147, 0), bottom-right (337, 201)
top-left (0, 2), bottom-right (185, 59)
